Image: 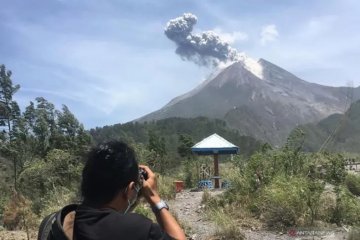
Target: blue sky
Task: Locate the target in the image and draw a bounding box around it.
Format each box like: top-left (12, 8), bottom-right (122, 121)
top-left (1, 0), bottom-right (359, 128)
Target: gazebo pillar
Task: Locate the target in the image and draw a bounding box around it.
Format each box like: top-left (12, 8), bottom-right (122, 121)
top-left (214, 154), bottom-right (220, 188)
top-left (191, 133), bottom-right (239, 190)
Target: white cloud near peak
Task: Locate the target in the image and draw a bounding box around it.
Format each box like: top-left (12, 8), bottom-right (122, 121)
top-left (212, 27), bottom-right (248, 44)
top-left (260, 24), bottom-right (279, 46)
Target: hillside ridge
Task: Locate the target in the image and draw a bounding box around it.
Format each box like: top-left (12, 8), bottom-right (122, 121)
top-left (135, 59), bottom-right (360, 145)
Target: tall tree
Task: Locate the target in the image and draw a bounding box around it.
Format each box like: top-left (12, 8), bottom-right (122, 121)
top-left (177, 134), bottom-right (196, 187)
top-left (0, 64), bottom-right (21, 189)
top-left (177, 134), bottom-right (194, 159)
top-left (0, 64), bottom-right (20, 140)
top-left (33, 97), bottom-right (56, 155)
top-left (22, 99), bottom-right (91, 156)
top-left (147, 130), bottom-right (167, 173)
top-left (54, 104), bottom-right (91, 154)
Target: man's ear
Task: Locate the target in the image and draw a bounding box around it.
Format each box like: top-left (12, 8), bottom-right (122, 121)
top-left (124, 181), bottom-right (135, 199)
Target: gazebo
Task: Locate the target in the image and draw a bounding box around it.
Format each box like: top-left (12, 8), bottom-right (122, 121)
top-left (191, 133), bottom-right (239, 188)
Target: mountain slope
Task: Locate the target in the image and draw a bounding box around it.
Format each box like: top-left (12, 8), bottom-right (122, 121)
top-left (136, 58), bottom-right (360, 145)
top-left (297, 100), bottom-right (360, 153)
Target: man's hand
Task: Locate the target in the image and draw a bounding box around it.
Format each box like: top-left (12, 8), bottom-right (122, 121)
top-left (139, 165), bottom-right (186, 240)
top-left (139, 165), bottom-right (161, 206)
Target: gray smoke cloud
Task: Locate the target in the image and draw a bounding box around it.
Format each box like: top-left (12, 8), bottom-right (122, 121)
top-left (164, 13), bottom-right (241, 67)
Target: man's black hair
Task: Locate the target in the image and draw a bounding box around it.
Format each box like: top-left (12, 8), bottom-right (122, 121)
top-left (81, 141), bottom-right (139, 206)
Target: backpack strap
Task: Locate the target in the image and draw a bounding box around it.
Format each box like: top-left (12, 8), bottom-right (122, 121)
top-left (37, 212), bottom-right (57, 240)
top-left (38, 204), bottom-right (78, 240)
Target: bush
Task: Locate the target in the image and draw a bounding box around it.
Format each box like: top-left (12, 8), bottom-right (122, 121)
top-left (0, 185), bottom-right (10, 219)
top-left (325, 153), bottom-right (346, 185)
top-left (317, 188), bottom-right (337, 223)
top-left (336, 186), bottom-right (360, 225)
top-left (259, 175), bottom-right (323, 229)
top-left (134, 202), bottom-right (153, 220)
top-left (157, 175), bottom-right (176, 200)
top-left (221, 167), bottom-right (256, 206)
top-left (3, 192), bottom-right (38, 230)
top-left (208, 209), bottom-right (245, 240)
top-left (41, 186), bottom-right (78, 218)
top-left (345, 173), bottom-right (360, 196)
top-left (348, 227), bottom-right (360, 240)
top-left (18, 149), bottom-right (82, 214)
top-left (183, 160), bottom-right (194, 188)
top-left (201, 189), bottom-right (211, 205)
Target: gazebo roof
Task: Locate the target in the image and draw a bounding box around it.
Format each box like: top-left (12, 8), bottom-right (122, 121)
top-left (191, 133), bottom-right (239, 155)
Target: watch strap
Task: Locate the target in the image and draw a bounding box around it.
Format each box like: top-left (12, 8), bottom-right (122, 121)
top-left (151, 200), bottom-right (169, 213)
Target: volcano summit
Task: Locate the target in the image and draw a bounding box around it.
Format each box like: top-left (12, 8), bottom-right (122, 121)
top-left (136, 57), bottom-right (360, 145)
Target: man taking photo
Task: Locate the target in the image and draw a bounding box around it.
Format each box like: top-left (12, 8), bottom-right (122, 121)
top-left (38, 141), bottom-right (186, 240)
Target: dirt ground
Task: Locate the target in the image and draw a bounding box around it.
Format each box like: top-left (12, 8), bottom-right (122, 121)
top-left (169, 190), bottom-right (350, 240)
top-left (168, 190), bottom-right (219, 239)
top-left (0, 230), bottom-right (36, 240)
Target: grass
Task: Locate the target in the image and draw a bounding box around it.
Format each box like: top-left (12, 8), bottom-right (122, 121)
top-left (201, 191), bottom-right (245, 240)
top-left (134, 202), bottom-right (154, 220)
top-left (157, 175), bottom-right (177, 200)
top-left (207, 208), bottom-right (245, 240)
top-left (347, 227), bottom-right (360, 240)
top-left (345, 173), bottom-right (360, 196)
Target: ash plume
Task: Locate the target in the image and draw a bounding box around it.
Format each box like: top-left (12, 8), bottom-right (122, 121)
top-left (164, 13), bottom-right (242, 67)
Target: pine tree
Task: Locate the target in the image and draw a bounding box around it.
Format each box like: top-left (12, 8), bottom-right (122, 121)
top-left (147, 130), bottom-right (167, 173)
top-left (0, 64), bottom-right (20, 140)
top-left (0, 64), bottom-right (21, 189)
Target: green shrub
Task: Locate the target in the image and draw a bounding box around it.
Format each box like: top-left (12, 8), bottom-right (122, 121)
top-left (201, 189), bottom-right (211, 205)
top-left (345, 174), bottom-right (360, 196)
top-left (222, 167), bottom-right (254, 205)
top-left (259, 175), bottom-right (323, 228)
top-left (317, 189), bottom-right (337, 223)
top-left (336, 186), bottom-right (360, 225)
top-left (157, 175), bottom-right (176, 200)
top-left (134, 202), bottom-right (153, 220)
top-left (0, 185), bottom-right (10, 217)
top-left (208, 209), bottom-right (245, 240)
top-left (18, 149), bottom-right (82, 214)
top-left (183, 160), bottom-right (194, 188)
top-left (325, 153), bottom-right (346, 185)
top-left (348, 227), bottom-right (360, 240)
top-left (41, 186), bottom-right (78, 218)
top-left (3, 192), bottom-right (38, 230)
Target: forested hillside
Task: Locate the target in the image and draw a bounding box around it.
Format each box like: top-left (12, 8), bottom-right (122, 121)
top-left (90, 116), bottom-right (262, 162)
top-left (296, 100), bottom-right (360, 153)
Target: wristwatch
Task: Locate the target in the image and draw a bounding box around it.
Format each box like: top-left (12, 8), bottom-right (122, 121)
top-left (151, 200), bottom-right (169, 213)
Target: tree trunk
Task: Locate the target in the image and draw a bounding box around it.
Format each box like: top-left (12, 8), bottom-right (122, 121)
top-left (13, 156), bottom-right (17, 190)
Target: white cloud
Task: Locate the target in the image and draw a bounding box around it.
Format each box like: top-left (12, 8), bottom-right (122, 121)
top-left (260, 24), bottom-right (279, 46)
top-left (212, 27), bottom-right (248, 44)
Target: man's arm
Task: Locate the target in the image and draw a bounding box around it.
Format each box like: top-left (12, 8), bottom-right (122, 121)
top-left (140, 165), bottom-right (186, 240)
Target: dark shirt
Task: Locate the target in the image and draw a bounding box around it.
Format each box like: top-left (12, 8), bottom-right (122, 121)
top-left (74, 205), bottom-right (171, 240)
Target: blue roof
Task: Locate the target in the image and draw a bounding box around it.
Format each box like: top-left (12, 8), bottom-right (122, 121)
top-left (191, 133), bottom-right (239, 155)
top-left (192, 147), bottom-right (239, 155)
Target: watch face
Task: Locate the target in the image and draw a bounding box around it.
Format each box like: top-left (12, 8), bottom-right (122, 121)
top-left (156, 200), bottom-right (169, 211)
top-left (151, 200), bottom-right (170, 213)
top-left (162, 201), bottom-right (169, 210)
